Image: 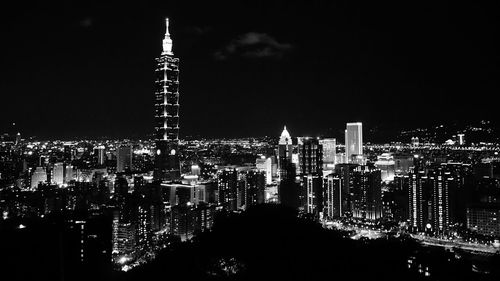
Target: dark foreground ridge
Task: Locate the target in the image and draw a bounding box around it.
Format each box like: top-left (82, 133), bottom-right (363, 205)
top-left (117, 204), bottom-right (500, 281)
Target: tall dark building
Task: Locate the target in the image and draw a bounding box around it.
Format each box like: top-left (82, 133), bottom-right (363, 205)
top-left (334, 163), bottom-right (358, 217)
top-left (154, 18), bottom-right (181, 182)
top-left (351, 166), bottom-right (382, 220)
top-left (298, 137), bottom-right (323, 216)
top-left (323, 173), bottom-right (342, 219)
top-left (298, 137), bottom-right (323, 176)
top-left (428, 163), bottom-right (472, 234)
top-left (217, 169), bottom-right (238, 211)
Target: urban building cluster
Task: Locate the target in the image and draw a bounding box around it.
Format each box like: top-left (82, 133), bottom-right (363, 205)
top-left (1, 18), bottom-right (499, 277)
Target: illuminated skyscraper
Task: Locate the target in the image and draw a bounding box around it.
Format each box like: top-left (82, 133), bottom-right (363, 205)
top-left (52, 162), bottom-right (64, 185)
top-left (217, 169), bottom-right (238, 211)
top-left (31, 167), bottom-right (47, 190)
top-left (116, 145), bottom-right (132, 173)
top-left (93, 146), bottom-right (106, 166)
top-left (298, 137), bottom-right (323, 216)
top-left (154, 18), bottom-right (181, 182)
top-left (278, 126), bottom-right (293, 177)
top-left (345, 122), bottom-right (363, 163)
top-left (351, 165), bottom-right (382, 220)
top-left (323, 173), bottom-right (342, 218)
top-left (297, 137), bottom-right (323, 176)
top-left (320, 138), bottom-right (336, 171)
top-left (428, 163), bottom-right (471, 235)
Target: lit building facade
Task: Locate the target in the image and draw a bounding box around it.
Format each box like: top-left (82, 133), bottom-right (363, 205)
top-left (298, 137), bottom-right (323, 216)
top-left (297, 137), bottom-right (323, 176)
top-left (345, 122), bottom-right (363, 163)
top-left (323, 173), bottom-right (342, 218)
top-left (217, 169), bottom-right (238, 211)
top-left (408, 169), bottom-right (428, 231)
top-left (52, 162), bottom-right (64, 185)
top-left (320, 138), bottom-right (336, 171)
top-left (351, 166), bottom-right (382, 220)
top-left (116, 145), bottom-right (132, 173)
top-left (467, 205), bottom-right (500, 237)
top-left (154, 18), bottom-right (181, 182)
top-left (31, 167), bottom-right (47, 190)
top-left (278, 126), bottom-right (293, 179)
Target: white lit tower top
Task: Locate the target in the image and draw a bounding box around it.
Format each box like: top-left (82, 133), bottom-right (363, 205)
top-left (162, 18), bottom-right (173, 55)
top-left (279, 126), bottom-right (292, 145)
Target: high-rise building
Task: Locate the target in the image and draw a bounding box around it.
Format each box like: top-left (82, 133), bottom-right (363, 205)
top-left (52, 162), bottom-right (64, 185)
top-left (217, 169), bottom-right (238, 211)
top-left (334, 163), bottom-right (358, 217)
top-left (116, 145), bottom-right (132, 173)
top-left (241, 170), bottom-right (266, 208)
top-left (467, 204), bottom-right (500, 237)
top-left (351, 166), bottom-right (382, 220)
top-left (154, 18), bottom-right (181, 182)
top-left (298, 137), bottom-right (323, 216)
top-left (408, 169), bottom-right (428, 232)
top-left (114, 176), bottom-right (129, 199)
top-left (323, 173), bottom-right (342, 219)
top-left (31, 167), bottom-right (47, 190)
top-left (320, 138), bottom-right (336, 171)
top-left (374, 153), bottom-right (395, 182)
top-left (345, 122), bottom-right (363, 163)
top-left (64, 164), bottom-right (75, 184)
top-left (297, 137), bottom-right (323, 176)
top-left (278, 126), bottom-right (294, 177)
top-left (256, 156), bottom-right (275, 184)
top-left (303, 174), bottom-right (323, 216)
top-left (93, 146), bottom-right (106, 166)
top-left (427, 163), bottom-right (471, 234)
top-left (112, 210), bottom-right (136, 258)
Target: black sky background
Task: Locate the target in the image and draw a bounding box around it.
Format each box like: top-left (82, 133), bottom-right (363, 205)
top-left (0, 1), bottom-right (498, 140)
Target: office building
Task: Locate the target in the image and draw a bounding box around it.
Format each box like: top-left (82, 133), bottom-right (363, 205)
top-left (154, 18), bottom-right (181, 182)
top-left (351, 166), bottom-right (382, 220)
top-left (428, 163), bottom-right (471, 234)
top-left (52, 162), bottom-right (64, 186)
top-left (217, 169), bottom-right (238, 211)
top-left (303, 174), bottom-right (323, 216)
top-left (241, 170), bottom-right (266, 207)
top-left (323, 173), bottom-right (342, 219)
top-left (116, 145), bottom-right (132, 173)
top-left (320, 138), bottom-right (336, 171)
top-left (334, 163), bottom-right (358, 217)
top-left (467, 204), bottom-right (500, 237)
top-left (374, 153), bottom-right (395, 182)
top-left (278, 126), bottom-right (294, 178)
top-left (408, 169), bottom-right (429, 232)
top-left (345, 122), bottom-right (363, 163)
top-left (297, 137), bottom-right (323, 176)
top-left (94, 146), bottom-right (106, 166)
top-left (31, 167), bottom-right (47, 190)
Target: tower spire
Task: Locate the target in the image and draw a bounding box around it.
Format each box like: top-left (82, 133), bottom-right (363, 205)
top-left (162, 17), bottom-right (173, 55)
top-left (165, 17), bottom-right (170, 35)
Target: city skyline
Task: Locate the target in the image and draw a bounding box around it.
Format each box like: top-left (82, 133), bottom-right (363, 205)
top-left (1, 10), bottom-right (500, 279)
top-left (1, 1), bottom-right (498, 139)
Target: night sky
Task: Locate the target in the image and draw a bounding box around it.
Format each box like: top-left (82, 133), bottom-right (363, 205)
top-left (1, 1), bottom-right (498, 140)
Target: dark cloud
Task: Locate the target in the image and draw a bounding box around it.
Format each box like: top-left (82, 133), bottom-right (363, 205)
top-left (214, 32), bottom-right (293, 60)
top-left (184, 25), bottom-right (213, 35)
top-left (79, 17), bottom-right (93, 28)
